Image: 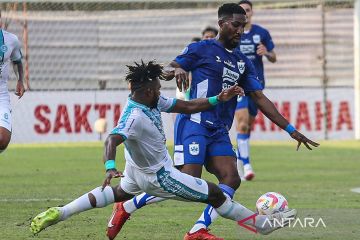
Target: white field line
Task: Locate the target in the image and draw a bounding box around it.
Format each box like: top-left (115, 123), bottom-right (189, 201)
top-left (0, 198), bottom-right (73, 202)
top-left (351, 188), bottom-right (360, 193)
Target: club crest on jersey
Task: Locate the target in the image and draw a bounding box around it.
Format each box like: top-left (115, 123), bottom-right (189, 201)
top-left (253, 34), bottom-right (261, 44)
top-left (222, 67), bottom-right (239, 83)
top-left (189, 142), bottom-right (199, 156)
top-left (237, 61), bottom-right (246, 74)
top-left (0, 45), bottom-right (8, 53)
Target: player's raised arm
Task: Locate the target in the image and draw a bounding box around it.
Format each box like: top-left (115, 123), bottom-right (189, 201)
top-left (171, 85), bottom-right (244, 114)
top-left (249, 90), bottom-right (319, 150)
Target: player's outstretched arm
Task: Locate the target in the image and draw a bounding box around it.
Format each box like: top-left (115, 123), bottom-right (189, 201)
top-left (171, 85), bottom-right (244, 114)
top-left (102, 134), bottom-right (125, 190)
top-left (250, 90), bottom-right (319, 150)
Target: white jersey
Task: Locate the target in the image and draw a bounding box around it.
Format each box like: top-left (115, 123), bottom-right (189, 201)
top-left (111, 95), bottom-right (177, 173)
top-left (0, 29), bottom-right (22, 104)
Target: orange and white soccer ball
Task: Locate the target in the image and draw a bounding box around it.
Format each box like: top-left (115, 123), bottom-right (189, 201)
top-left (256, 192), bottom-right (289, 215)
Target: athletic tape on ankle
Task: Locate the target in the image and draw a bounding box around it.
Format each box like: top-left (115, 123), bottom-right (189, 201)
top-left (105, 160), bottom-right (116, 170)
top-left (208, 96), bottom-right (219, 105)
top-left (285, 124), bottom-right (296, 134)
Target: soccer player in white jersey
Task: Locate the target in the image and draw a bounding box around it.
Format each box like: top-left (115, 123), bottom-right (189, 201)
top-left (30, 60), bottom-right (297, 237)
top-left (0, 28), bottom-right (25, 153)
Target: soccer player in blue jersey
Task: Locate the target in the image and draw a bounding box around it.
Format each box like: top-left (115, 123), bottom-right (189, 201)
top-left (235, 0), bottom-right (277, 181)
top-left (30, 60), bottom-right (298, 237)
top-left (106, 4), bottom-right (318, 240)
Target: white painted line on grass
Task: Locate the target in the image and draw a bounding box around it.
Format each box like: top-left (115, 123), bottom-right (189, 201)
top-left (0, 198), bottom-right (72, 202)
top-left (351, 188), bottom-right (360, 193)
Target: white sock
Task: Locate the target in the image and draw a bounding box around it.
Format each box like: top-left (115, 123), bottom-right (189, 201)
top-left (215, 198), bottom-right (255, 224)
top-left (123, 193), bottom-right (166, 214)
top-left (60, 186), bottom-right (114, 221)
top-left (237, 159), bottom-right (245, 179)
top-left (189, 192), bottom-right (232, 234)
top-left (215, 198), bottom-right (271, 231)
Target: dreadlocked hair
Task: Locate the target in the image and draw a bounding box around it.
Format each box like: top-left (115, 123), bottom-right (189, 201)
top-left (126, 60), bottom-right (164, 92)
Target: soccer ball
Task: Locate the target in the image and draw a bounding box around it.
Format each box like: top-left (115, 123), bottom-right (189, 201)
top-left (256, 192), bottom-right (288, 215)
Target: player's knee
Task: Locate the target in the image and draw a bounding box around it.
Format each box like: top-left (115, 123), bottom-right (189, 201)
top-left (0, 136), bottom-right (10, 152)
top-left (178, 164), bottom-right (202, 178)
top-left (88, 193), bottom-right (97, 207)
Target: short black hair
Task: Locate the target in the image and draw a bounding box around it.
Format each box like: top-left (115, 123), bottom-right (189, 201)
top-left (238, 0), bottom-right (253, 9)
top-left (218, 3), bottom-right (246, 19)
top-left (126, 60), bottom-right (164, 92)
top-left (202, 26), bottom-right (218, 37)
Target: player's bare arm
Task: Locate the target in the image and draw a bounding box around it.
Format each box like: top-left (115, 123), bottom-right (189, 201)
top-left (249, 90), bottom-right (319, 150)
top-left (256, 43), bottom-right (276, 63)
top-left (171, 85), bottom-right (244, 114)
top-left (102, 134), bottom-right (125, 189)
top-left (14, 61), bottom-right (25, 98)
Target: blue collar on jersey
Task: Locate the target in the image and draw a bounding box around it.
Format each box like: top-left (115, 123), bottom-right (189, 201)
top-left (128, 97), bottom-right (150, 111)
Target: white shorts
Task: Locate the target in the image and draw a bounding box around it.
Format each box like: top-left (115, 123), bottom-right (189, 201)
top-left (120, 159), bottom-right (209, 202)
top-left (0, 104), bottom-right (11, 132)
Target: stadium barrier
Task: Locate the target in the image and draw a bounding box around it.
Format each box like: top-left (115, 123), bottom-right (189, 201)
top-left (10, 87), bottom-right (354, 143)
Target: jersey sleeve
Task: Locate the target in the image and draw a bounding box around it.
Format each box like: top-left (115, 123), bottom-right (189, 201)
top-left (10, 36), bottom-right (22, 63)
top-left (239, 57), bottom-right (264, 94)
top-left (158, 94), bottom-right (177, 113)
top-left (262, 29), bottom-right (275, 52)
top-left (110, 113), bottom-right (143, 140)
top-left (174, 42), bottom-right (203, 71)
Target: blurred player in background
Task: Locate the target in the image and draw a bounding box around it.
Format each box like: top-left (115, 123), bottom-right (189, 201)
top-left (106, 4), bottom-right (318, 240)
top-left (0, 25), bottom-right (25, 153)
top-left (201, 26), bottom-right (218, 40)
top-left (235, 0), bottom-right (277, 181)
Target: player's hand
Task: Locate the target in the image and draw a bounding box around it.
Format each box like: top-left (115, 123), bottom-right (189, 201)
top-left (174, 67), bottom-right (189, 92)
top-left (102, 168), bottom-right (124, 191)
top-left (15, 80), bottom-right (25, 99)
top-left (163, 70), bottom-right (175, 81)
top-left (218, 85), bottom-right (245, 102)
top-left (290, 130), bottom-right (320, 151)
top-left (256, 43), bottom-right (268, 56)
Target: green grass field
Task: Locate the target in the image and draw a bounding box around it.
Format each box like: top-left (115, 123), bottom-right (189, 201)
top-left (1, 141), bottom-right (359, 240)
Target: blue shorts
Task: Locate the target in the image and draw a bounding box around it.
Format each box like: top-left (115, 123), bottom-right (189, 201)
top-left (236, 96), bottom-right (258, 117)
top-left (173, 115), bottom-right (236, 166)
